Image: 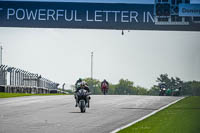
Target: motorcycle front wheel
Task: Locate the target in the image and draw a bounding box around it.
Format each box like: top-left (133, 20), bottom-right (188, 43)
top-left (80, 100), bottom-right (86, 113)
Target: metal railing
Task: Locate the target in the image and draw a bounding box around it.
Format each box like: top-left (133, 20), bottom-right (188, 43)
top-left (0, 65), bottom-right (59, 93)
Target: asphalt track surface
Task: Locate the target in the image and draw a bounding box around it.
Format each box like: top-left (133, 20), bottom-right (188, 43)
top-left (0, 95), bottom-right (182, 133)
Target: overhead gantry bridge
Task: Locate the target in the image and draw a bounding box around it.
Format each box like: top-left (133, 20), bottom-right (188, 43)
top-left (0, 65), bottom-right (61, 94)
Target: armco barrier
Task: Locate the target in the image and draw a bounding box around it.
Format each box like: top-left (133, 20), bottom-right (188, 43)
top-left (0, 85), bottom-right (50, 94)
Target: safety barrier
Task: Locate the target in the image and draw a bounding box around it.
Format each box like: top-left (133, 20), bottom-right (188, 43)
top-left (0, 85), bottom-right (49, 94)
top-left (0, 65), bottom-right (59, 93)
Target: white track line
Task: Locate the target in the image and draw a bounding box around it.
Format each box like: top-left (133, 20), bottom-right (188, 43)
top-left (110, 97), bottom-right (185, 133)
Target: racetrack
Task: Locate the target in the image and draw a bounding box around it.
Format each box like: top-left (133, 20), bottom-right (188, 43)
top-left (0, 95), bottom-right (182, 133)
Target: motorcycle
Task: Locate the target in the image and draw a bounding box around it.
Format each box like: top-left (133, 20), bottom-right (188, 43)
top-left (76, 88), bottom-right (90, 113)
top-left (159, 84), bottom-right (167, 96)
top-left (172, 88), bottom-right (180, 96)
top-left (159, 88), bottom-right (166, 96)
top-left (101, 87), bottom-right (108, 95)
top-left (101, 83), bottom-right (108, 95)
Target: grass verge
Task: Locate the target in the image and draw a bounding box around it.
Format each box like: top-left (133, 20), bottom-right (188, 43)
top-left (118, 96), bottom-right (200, 133)
top-left (0, 92), bottom-right (67, 98)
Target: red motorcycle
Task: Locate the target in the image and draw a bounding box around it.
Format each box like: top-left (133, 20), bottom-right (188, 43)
top-left (101, 82), bottom-right (108, 95)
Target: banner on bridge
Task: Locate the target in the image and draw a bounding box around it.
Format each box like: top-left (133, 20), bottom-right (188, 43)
top-left (0, 0), bottom-right (200, 31)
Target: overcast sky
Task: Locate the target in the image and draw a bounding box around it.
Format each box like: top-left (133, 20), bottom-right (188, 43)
top-left (1, 28), bottom-right (200, 89)
top-left (0, 0), bottom-right (200, 89)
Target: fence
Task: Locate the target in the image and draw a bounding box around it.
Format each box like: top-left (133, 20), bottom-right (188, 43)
top-left (0, 65), bottom-right (59, 94)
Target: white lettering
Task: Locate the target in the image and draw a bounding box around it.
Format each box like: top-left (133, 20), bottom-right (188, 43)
top-left (26, 9), bottom-right (37, 20)
top-left (47, 9), bottom-right (55, 21)
top-left (16, 8), bottom-right (25, 20)
top-left (103, 11), bottom-right (112, 22)
top-left (130, 11), bottom-right (138, 22)
top-left (5, 8), bottom-right (143, 24)
top-left (65, 10), bottom-right (73, 21)
top-left (56, 9), bottom-right (64, 21)
top-left (86, 10), bottom-right (94, 22)
top-left (7, 8), bottom-right (15, 20)
top-left (112, 11), bottom-right (120, 22)
top-left (75, 10), bottom-right (82, 21)
top-left (143, 12), bottom-right (146, 22)
top-left (147, 12), bottom-right (154, 23)
top-left (38, 9), bottom-right (46, 21)
top-left (95, 10), bottom-right (102, 22)
top-left (121, 11), bottom-right (129, 22)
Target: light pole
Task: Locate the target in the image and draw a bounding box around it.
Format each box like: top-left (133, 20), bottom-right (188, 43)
top-left (91, 52), bottom-right (95, 94)
top-left (91, 52), bottom-right (93, 80)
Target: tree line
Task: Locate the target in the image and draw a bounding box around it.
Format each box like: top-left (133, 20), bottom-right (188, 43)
top-left (65, 74), bottom-right (200, 96)
top-left (149, 74), bottom-right (200, 96)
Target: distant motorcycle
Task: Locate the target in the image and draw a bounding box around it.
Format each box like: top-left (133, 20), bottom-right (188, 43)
top-left (159, 88), bottom-right (166, 96)
top-left (159, 84), bottom-right (167, 96)
top-left (172, 88), bottom-right (180, 96)
top-left (101, 82), bottom-right (108, 95)
top-left (76, 88), bottom-right (90, 113)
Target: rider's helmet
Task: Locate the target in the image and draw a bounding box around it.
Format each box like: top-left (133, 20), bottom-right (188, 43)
top-left (80, 81), bottom-right (86, 88)
top-left (83, 81), bottom-right (89, 88)
top-left (78, 78), bottom-right (82, 82)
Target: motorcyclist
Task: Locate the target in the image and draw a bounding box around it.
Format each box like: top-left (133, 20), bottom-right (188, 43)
top-left (75, 81), bottom-right (90, 93)
top-left (74, 80), bottom-right (91, 107)
top-left (75, 78), bottom-right (83, 89)
top-left (101, 79), bottom-right (109, 94)
top-left (159, 83), bottom-right (167, 96)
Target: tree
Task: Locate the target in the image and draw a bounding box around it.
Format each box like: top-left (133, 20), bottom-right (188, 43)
top-left (135, 86), bottom-right (148, 95)
top-left (65, 89), bottom-right (73, 94)
top-left (115, 79), bottom-right (134, 95)
top-left (108, 84), bottom-right (116, 95)
top-left (156, 74), bottom-right (183, 90)
top-left (182, 81), bottom-right (200, 96)
top-left (78, 78), bottom-right (150, 95)
top-left (156, 73), bottom-right (171, 88)
top-left (84, 78), bottom-right (101, 94)
top-left (148, 85), bottom-right (160, 96)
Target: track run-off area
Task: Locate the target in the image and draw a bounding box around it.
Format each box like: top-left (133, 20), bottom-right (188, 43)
top-left (0, 95), bottom-right (183, 133)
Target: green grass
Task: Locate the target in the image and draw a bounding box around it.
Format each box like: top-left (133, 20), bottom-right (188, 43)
top-left (118, 96), bottom-right (200, 133)
top-left (0, 92), bottom-right (67, 98)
